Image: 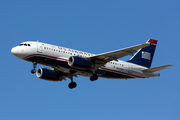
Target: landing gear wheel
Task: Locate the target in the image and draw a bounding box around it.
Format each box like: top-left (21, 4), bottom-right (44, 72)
top-left (90, 74), bottom-right (98, 81)
top-left (31, 69), bottom-right (36, 74)
top-left (68, 82), bottom-right (77, 89)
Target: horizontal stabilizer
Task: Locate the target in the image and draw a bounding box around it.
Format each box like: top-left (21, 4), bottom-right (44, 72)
top-left (141, 64), bottom-right (173, 72)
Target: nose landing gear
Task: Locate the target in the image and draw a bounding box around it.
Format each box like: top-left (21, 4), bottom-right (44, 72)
top-left (31, 62), bottom-right (37, 74)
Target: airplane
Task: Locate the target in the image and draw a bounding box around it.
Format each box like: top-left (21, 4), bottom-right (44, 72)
top-left (11, 39), bottom-right (172, 89)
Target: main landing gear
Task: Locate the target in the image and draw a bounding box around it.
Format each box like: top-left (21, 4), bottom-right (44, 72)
top-left (90, 74), bottom-right (98, 81)
top-left (31, 62), bottom-right (37, 74)
top-left (68, 74), bottom-right (98, 89)
top-left (68, 81), bottom-right (77, 89)
top-left (68, 76), bottom-right (77, 89)
top-left (90, 70), bottom-right (99, 81)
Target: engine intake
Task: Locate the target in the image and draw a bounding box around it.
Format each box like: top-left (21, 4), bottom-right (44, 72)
top-left (68, 56), bottom-right (94, 70)
top-left (36, 68), bottom-right (59, 81)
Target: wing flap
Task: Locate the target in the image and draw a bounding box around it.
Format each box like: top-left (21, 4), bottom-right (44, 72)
top-left (141, 64), bottom-right (173, 72)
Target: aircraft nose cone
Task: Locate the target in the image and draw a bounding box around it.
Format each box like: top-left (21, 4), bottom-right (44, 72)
top-left (11, 46), bottom-right (27, 59)
top-left (11, 47), bottom-right (16, 55)
top-left (11, 47), bottom-right (19, 56)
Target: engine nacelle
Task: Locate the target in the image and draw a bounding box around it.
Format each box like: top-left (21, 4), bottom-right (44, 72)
top-left (36, 68), bottom-right (59, 81)
top-left (68, 56), bottom-right (94, 70)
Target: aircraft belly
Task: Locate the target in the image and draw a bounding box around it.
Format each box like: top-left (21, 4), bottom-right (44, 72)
top-left (100, 70), bottom-right (134, 79)
top-left (25, 55), bottom-right (135, 79)
top-left (25, 55), bottom-right (69, 68)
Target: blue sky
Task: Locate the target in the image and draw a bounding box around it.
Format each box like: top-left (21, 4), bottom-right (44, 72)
top-left (1, 0), bottom-right (180, 120)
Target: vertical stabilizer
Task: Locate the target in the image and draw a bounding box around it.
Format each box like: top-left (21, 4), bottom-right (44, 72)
top-left (128, 39), bottom-right (157, 68)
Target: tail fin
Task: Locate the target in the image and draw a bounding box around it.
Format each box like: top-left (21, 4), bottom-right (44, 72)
top-left (128, 39), bottom-right (157, 68)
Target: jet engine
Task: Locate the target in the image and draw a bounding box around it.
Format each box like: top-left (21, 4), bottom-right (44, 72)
top-left (68, 56), bottom-right (94, 70)
top-left (36, 68), bottom-right (59, 81)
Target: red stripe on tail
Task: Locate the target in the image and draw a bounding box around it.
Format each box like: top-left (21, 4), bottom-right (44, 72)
top-left (147, 39), bottom-right (158, 45)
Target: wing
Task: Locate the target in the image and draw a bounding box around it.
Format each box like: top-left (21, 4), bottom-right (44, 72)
top-left (87, 43), bottom-right (150, 70)
top-left (53, 67), bottom-right (78, 81)
top-left (90, 43), bottom-right (150, 62)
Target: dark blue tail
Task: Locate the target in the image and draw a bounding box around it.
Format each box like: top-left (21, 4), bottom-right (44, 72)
top-left (128, 39), bottom-right (157, 68)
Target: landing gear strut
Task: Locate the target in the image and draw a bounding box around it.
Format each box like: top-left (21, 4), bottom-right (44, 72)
top-left (31, 61), bottom-right (37, 74)
top-left (68, 76), bottom-right (77, 89)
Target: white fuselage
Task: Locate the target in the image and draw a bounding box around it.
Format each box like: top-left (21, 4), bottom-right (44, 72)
top-left (11, 41), bottom-right (160, 80)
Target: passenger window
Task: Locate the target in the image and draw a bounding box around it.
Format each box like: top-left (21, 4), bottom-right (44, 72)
top-left (28, 44), bottom-right (30, 46)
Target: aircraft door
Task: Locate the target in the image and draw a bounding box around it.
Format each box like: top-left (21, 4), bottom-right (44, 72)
top-left (37, 42), bottom-right (43, 53)
top-left (128, 64), bottom-right (133, 74)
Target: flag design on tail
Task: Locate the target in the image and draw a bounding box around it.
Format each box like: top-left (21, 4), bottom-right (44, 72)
top-left (128, 39), bottom-right (157, 68)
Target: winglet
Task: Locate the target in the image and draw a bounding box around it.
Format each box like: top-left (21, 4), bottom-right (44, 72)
top-left (147, 39), bottom-right (158, 45)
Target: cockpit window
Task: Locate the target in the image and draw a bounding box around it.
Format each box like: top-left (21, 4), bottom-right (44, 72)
top-left (19, 44), bottom-right (23, 46)
top-left (19, 43), bottom-right (31, 47)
